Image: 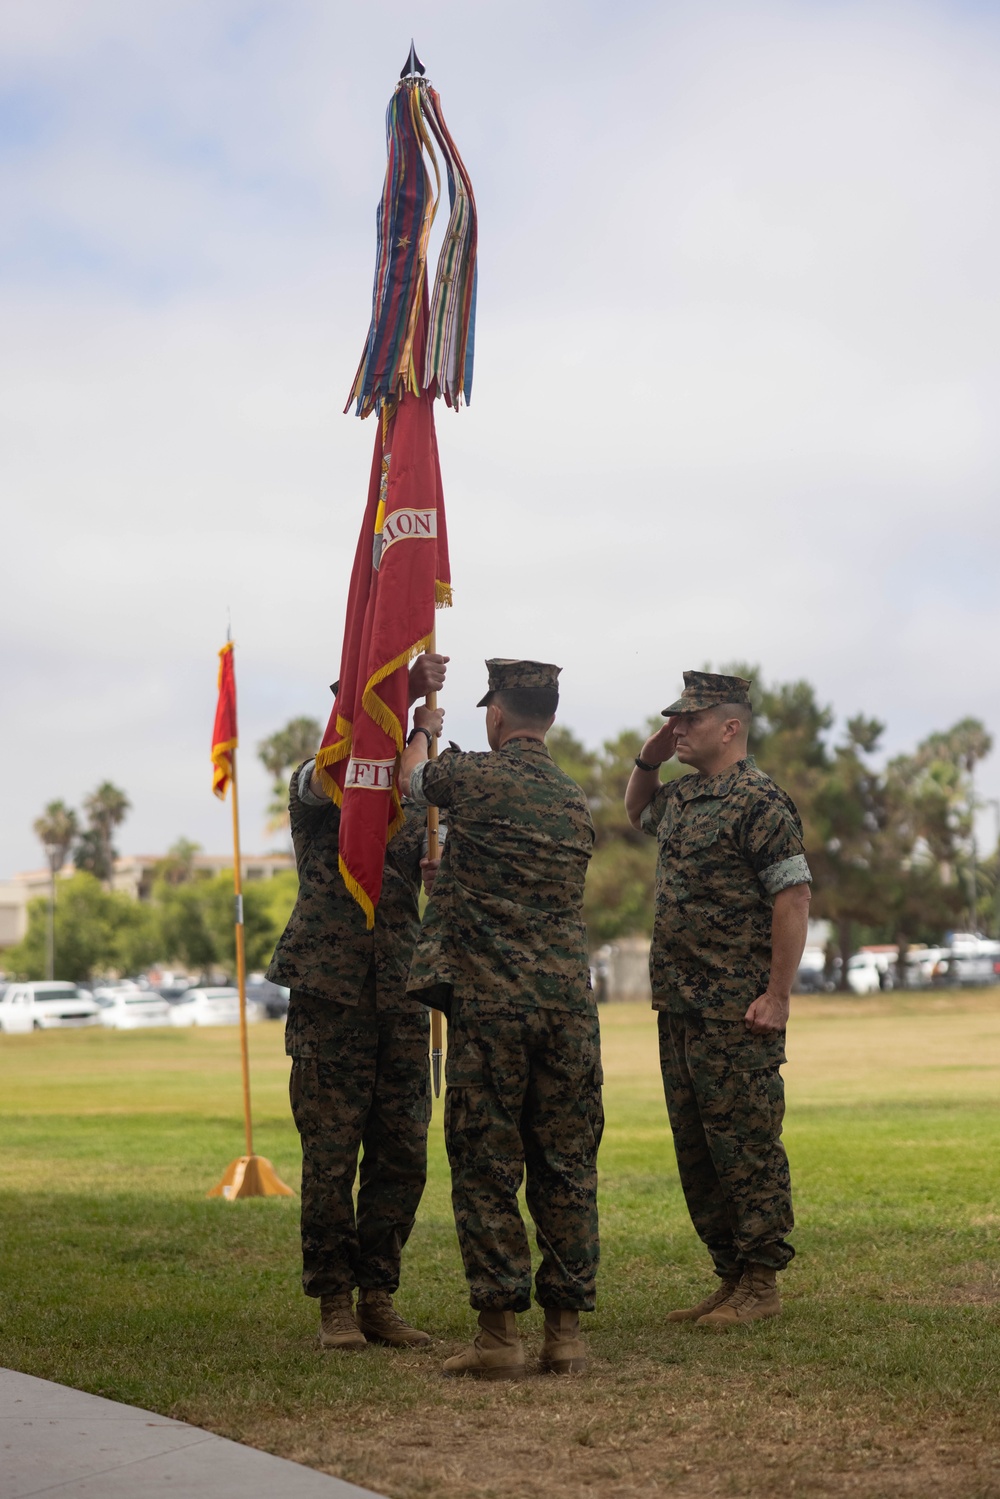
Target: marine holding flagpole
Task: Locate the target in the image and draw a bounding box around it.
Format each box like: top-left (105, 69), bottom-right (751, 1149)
top-left (266, 657), bottom-right (446, 1349)
top-left (400, 660), bottom-right (605, 1380)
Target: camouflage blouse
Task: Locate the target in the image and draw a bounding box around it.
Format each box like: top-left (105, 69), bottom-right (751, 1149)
top-left (640, 759), bottom-right (811, 1018)
top-left (267, 760), bottom-right (425, 1012)
top-left (406, 738), bottom-right (595, 1012)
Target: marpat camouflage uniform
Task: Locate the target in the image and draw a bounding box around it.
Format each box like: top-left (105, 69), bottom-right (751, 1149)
top-left (407, 732), bottom-right (603, 1313)
top-left (267, 761), bottom-right (430, 1299)
top-left (641, 757), bottom-right (811, 1276)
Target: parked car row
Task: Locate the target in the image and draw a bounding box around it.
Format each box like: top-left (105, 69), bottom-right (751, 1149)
top-left (794, 934), bottom-right (1000, 995)
top-left (93, 983), bottom-right (172, 1029)
top-left (0, 979), bottom-right (290, 1033)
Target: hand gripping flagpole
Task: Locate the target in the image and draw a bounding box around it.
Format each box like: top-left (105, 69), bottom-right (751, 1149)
top-left (208, 637), bottom-right (293, 1201)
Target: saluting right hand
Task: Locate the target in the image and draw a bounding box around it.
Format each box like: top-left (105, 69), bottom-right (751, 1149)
top-left (641, 716), bottom-right (681, 767)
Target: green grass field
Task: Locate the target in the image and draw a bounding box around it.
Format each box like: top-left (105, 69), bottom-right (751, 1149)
top-left (1, 993), bottom-right (999, 1499)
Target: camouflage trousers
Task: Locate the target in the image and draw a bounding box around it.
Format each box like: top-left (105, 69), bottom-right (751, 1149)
top-left (444, 1001), bottom-right (604, 1314)
top-left (658, 1012), bottom-right (794, 1277)
top-left (287, 978), bottom-right (430, 1299)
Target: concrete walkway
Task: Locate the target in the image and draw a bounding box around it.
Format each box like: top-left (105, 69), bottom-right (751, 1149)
top-left (1, 1368), bottom-right (384, 1499)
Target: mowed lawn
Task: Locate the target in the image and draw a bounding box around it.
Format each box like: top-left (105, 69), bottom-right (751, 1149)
top-left (1, 993), bottom-right (999, 1499)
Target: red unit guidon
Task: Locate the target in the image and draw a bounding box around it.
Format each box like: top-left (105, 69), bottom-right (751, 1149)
top-left (211, 641), bottom-right (238, 801)
top-left (315, 312), bottom-right (451, 927)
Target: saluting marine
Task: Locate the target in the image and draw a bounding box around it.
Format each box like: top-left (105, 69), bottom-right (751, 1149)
top-left (400, 659), bottom-right (604, 1380)
top-left (625, 671), bottom-right (812, 1328)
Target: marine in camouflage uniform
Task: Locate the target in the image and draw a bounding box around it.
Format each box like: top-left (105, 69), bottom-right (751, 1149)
top-left (401, 659), bottom-right (603, 1378)
top-left (267, 658), bottom-right (446, 1352)
top-left (625, 671), bottom-right (812, 1329)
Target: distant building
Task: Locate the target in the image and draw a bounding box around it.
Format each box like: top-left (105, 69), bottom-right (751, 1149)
top-left (0, 883), bottom-right (27, 949)
top-left (592, 937), bottom-right (653, 1004)
top-left (0, 852), bottom-right (294, 950)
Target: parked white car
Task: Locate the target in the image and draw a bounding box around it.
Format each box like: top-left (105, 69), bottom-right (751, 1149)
top-left (936, 934), bottom-right (1000, 987)
top-left (168, 987), bottom-right (262, 1027)
top-left (846, 952), bottom-right (890, 995)
top-left (96, 985), bottom-right (172, 1029)
top-left (0, 982), bottom-right (101, 1034)
top-left (794, 946), bottom-right (834, 993)
top-left (903, 946), bottom-right (946, 988)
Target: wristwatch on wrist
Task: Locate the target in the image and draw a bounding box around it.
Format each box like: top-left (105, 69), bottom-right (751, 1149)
top-left (407, 726), bottom-right (433, 747)
top-left (634, 753), bottom-right (661, 772)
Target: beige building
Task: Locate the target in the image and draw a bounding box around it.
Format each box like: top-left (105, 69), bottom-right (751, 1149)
top-left (0, 852), bottom-right (293, 950)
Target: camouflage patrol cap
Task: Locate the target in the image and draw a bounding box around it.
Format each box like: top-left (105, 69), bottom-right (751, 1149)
top-left (477, 658), bottom-right (562, 708)
top-left (662, 670), bottom-right (753, 716)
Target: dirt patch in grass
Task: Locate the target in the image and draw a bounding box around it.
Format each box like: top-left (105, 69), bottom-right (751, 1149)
top-left (937, 1263), bottom-right (1000, 1305)
top-left (218, 1352), bottom-right (1000, 1499)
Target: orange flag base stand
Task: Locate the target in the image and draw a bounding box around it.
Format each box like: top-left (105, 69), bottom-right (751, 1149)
top-left (208, 1154), bottom-right (294, 1201)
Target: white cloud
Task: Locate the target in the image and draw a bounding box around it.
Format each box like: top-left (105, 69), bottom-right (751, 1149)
top-left (2, 0), bottom-right (999, 876)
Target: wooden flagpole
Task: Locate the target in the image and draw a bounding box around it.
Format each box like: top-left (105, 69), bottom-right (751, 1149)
top-left (209, 659), bottom-right (293, 1201)
top-left (426, 627), bottom-right (444, 1098)
top-left (230, 747), bottom-right (254, 1159)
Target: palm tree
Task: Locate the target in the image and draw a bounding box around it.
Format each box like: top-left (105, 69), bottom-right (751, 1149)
top-left (915, 720), bottom-right (994, 931)
top-left (79, 782), bottom-right (131, 885)
top-left (33, 800), bottom-right (79, 979)
top-left (258, 718), bottom-right (322, 833)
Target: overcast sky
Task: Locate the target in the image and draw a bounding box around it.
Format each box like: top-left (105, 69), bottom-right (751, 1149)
top-left (2, 0), bottom-right (999, 876)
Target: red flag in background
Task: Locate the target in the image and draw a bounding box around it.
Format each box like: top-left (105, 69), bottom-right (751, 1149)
top-left (315, 312), bottom-right (451, 928)
top-left (211, 641), bottom-right (238, 800)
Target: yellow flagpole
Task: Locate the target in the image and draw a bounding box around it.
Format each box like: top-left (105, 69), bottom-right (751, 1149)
top-left (230, 747), bottom-right (254, 1159)
top-left (426, 626), bottom-right (444, 1098)
top-left (208, 644), bottom-right (293, 1202)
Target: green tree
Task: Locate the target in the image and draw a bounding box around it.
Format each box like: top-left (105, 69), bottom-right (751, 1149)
top-left (546, 727), bottom-right (601, 805)
top-left (915, 718), bottom-right (993, 930)
top-left (154, 880), bottom-right (219, 972)
top-left (33, 801), bottom-right (78, 872)
top-left (980, 843), bottom-right (1000, 939)
top-left (258, 717), bottom-right (323, 832)
top-left (152, 838), bottom-right (202, 886)
top-left (259, 869), bottom-right (299, 953)
top-left (153, 872), bottom-right (283, 975)
top-left (5, 874), bottom-right (158, 982)
top-left (32, 800), bottom-right (80, 980)
top-left (877, 719), bottom-right (994, 966)
top-left (808, 716), bottom-right (886, 984)
top-left (549, 718), bottom-right (685, 944)
top-left (75, 782), bottom-right (131, 883)
top-left (583, 840), bottom-right (659, 945)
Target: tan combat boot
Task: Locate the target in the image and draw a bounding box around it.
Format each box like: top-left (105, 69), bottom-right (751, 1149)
top-left (356, 1289), bottom-right (431, 1348)
top-left (442, 1310), bottom-right (525, 1380)
top-left (666, 1276), bottom-right (741, 1323)
top-left (539, 1309), bottom-right (588, 1374)
top-left (319, 1292), bottom-right (367, 1351)
top-left (696, 1265), bottom-right (781, 1329)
